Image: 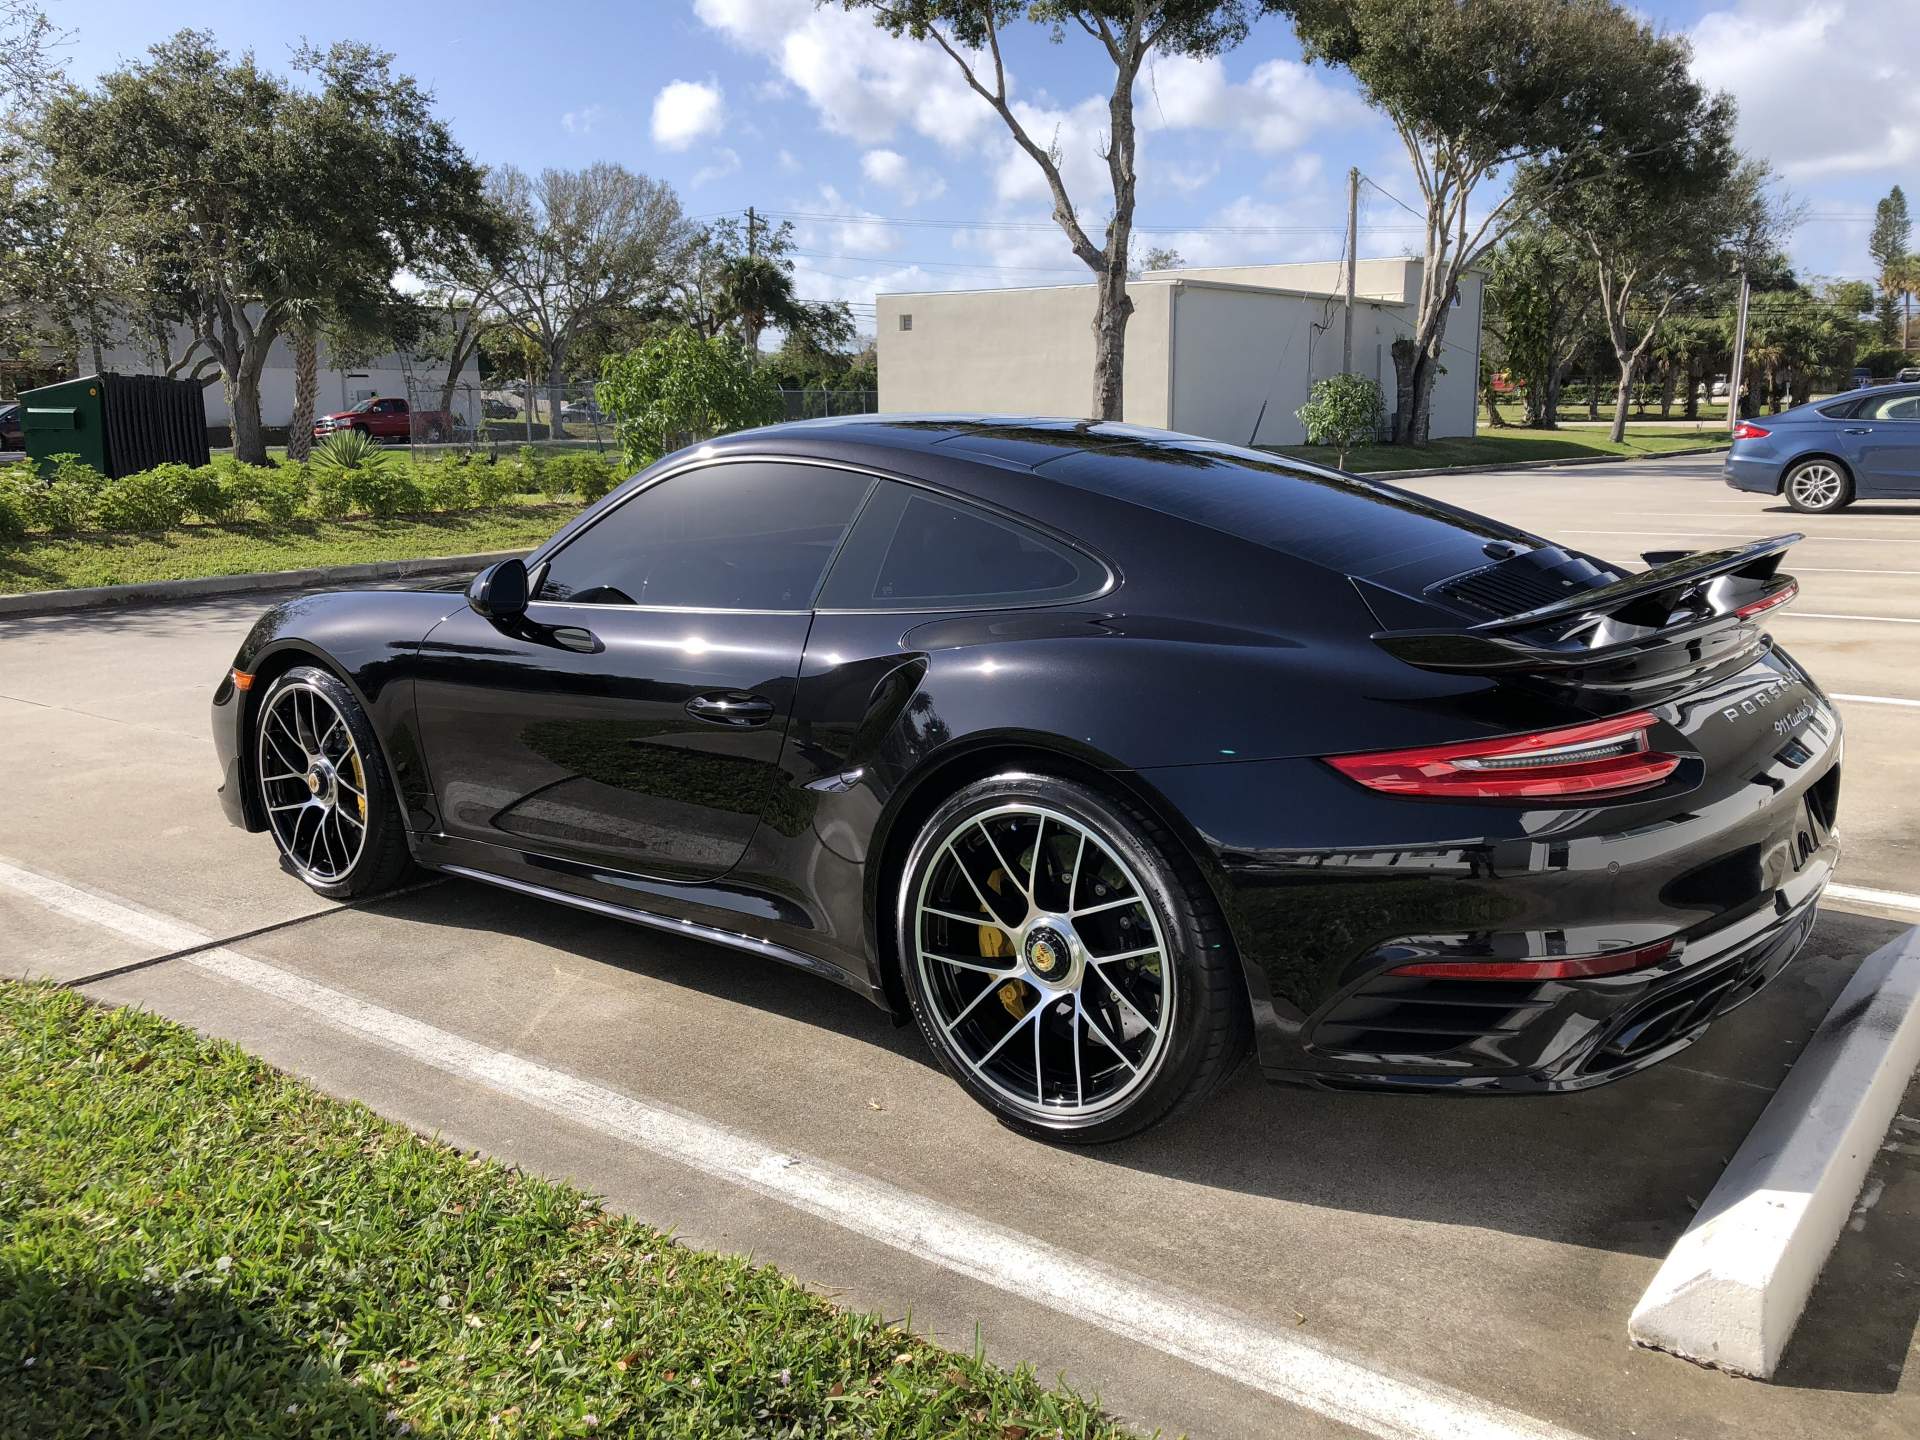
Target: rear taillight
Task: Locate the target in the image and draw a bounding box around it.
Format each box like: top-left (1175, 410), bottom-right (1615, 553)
top-left (1735, 578), bottom-right (1797, 619)
top-left (1387, 938), bottom-right (1675, 981)
top-left (1324, 711), bottom-right (1680, 799)
top-left (1732, 422), bottom-right (1770, 440)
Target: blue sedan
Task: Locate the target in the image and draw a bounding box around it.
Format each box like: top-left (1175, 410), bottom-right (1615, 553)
top-left (1725, 383), bottom-right (1920, 512)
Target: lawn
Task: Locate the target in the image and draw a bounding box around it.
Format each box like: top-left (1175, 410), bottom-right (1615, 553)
top-left (1271, 425), bottom-right (1729, 475)
top-left (0, 981), bottom-right (1132, 1439)
top-left (0, 502), bottom-right (584, 594)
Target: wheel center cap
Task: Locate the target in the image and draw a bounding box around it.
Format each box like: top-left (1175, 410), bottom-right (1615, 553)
top-left (305, 770), bottom-right (321, 795)
top-left (1024, 924), bottom-right (1072, 982)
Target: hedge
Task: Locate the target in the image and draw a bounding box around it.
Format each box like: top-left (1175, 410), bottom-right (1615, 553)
top-left (0, 449), bottom-right (625, 544)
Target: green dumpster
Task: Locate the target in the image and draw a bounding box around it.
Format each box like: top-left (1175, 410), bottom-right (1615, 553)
top-left (21, 372), bottom-right (210, 478)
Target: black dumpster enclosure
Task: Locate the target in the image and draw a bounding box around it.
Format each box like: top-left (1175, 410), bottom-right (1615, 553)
top-left (21, 373), bottom-right (211, 477)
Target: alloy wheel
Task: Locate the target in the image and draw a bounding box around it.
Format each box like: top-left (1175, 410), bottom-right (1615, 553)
top-left (257, 680), bottom-right (369, 884)
top-left (912, 802), bottom-right (1173, 1120)
top-left (1789, 463), bottom-right (1843, 509)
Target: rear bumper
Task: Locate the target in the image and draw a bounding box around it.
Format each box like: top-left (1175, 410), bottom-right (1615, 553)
top-left (1133, 659), bottom-right (1842, 1094)
top-left (1724, 452), bottom-right (1782, 493)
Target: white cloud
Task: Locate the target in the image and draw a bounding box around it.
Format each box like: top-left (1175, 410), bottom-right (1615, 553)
top-left (861, 147), bottom-right (947, 206)
top-left (1690, 1), bottom-right (1919, 178)
top-left (994, 94), bottom-right (1120, 209)
top-left (651, 78), bottom-right (726, 151)
top-left (692, 147), bottom-right (741, 187)
top-left (777, 148), bottom-right (801, 172)
top-left (1143, 55), bottom-right (1363, 153)
top-left (561, 104), bottom-right (610, 135)
top-left (802, 185), bottom-right (900, 256)
top-left (695, 0), bottom-right (991, 148)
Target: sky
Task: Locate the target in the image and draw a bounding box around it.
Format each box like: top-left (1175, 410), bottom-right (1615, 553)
top-left (46, 0), bottom-right (1920, 339)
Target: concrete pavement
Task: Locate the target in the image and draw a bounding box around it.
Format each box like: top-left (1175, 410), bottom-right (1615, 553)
top-left (3, 451), bottom-right (1917, 1438)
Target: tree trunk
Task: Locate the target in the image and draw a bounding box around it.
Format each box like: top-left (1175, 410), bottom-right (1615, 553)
top-left (1090, 262), bottom-right (1133, 421)
top-left (1659, 362), bottom-right (1679, 419)
top-left (1586, 353), bottom-right (1600, 420)
top-left (1609, 359), bottom-right (1634, 445)
top-left (1684, 356), bottom-right (1703, 420)
top-left (286, 322), bottom-right (318, 462)
top-left (1390, 339), bottom-right (1416, 443)
top-left (547, 354), bottom-right (568, 441)
top-left (1483, 371), bottom-right (1509, 429)
top-left (230, 381), bottom-right (267, 465)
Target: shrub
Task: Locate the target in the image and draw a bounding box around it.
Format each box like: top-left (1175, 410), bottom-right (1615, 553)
top-left (177, 461), bottom-right (252, 524)
top-left (416, 454), bottom-right (474, 511)
top-left (1296, 373), bottom-right (1385, 469)
top-left (1857, 346), bottom-right (1912, 378)
top-left (517, 444), bottom-right (543, 489)
top-left (309, 467), bottom-right (354, 519)
top-left (93, 468), bottom-right (189, 533)
top-left (599, 328), bottom-right (783, 469)
top-left (0, 475), bottom-right (31, 542)
top-left (310, 429), bottom-right (389, 477)
top-left (546, 450), bottom-right (618, 503)
top-left (43, 453), bottom-right (106, 490)
top-left (468, 459), bottom-right (519, 507)
top-left (33, 479), bottom-right (97, 533)
top-left (230, 462), bottom-right (309, 523)
top-left (346, 465), bottom-right (424, 518)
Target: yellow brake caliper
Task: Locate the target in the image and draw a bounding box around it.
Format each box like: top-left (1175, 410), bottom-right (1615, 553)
top-left (981, 868), bottom-right (1027, 1020)
top-left (350, 750), bottom-right (367, 820)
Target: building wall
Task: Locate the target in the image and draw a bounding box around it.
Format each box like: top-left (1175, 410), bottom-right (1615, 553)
top-left (876, 262), bottom-right (1481, 447)
top-left (1147, 257), bottom-right (1413, 304)
top-left (878, 283), bottom-right (1173, 426)
top-left (1167, 282), bottom-right (1397, 447)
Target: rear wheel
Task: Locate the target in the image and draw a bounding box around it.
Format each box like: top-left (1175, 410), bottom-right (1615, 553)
top-left (896, 773), bottom-right (1249, 1143)
top-left (1784, 458), bottom-right (1853, 513)
top-left (255, 665), bottom-right (412, 899)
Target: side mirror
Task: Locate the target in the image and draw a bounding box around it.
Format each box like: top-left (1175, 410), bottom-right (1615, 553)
top-left (467, 557), bottom-right (529, 621)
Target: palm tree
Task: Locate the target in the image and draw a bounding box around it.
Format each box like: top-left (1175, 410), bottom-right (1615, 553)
top-left (1891, 253), bottom-right (1920, 354)
top-left (718, 253), bottom-right (801, 367)
top-left (282, 297), bottom-right (322, 463)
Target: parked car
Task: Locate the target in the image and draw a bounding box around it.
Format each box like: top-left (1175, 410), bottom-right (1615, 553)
top-left (1725, 383), bottom-right (1920, 511)
top-left (0, 402), bottom-right (21, 450)
top-left (1710, 376), bottom-right (1729, 399)
top-left (1851, 367), bottom-right (1875, 389)
top-left (213, 417), bottom-right (1836, 1141)
top-left (313, 396), bottom-right (454, 444)
top-left (1897, 366), bottom-right (1920, 384)
top-left (560, 399), bottom-right (606, 424)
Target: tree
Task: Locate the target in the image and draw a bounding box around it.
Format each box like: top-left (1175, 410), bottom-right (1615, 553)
top-left (1129, 244), bottom-right (1185, 278)
top-left (488, 163), bottom-right (699, 440)
top-left (704, 210), bottom-right (854, 362)
top-left (1869, 186), bottom-right (1910, 346)
top-left (1482, 217), bottom-right (1594, 428)
top-left (0, 0), bottom-right (59, 113)
top-left (599, 328), bottom-right (783, 469)
top-left (1528, 71), bottom-right (1760, 444)
top-left (840, 2), bottom-right (1269, 421)
top-left (37, 33), bottom-right (495, 463)
top-left (1296, 372), bottom-right (1382, 467)
top-left (1275, 0), bottom-right (1732, 445)
top-left (1887, 252), bottom-right (1920, 354)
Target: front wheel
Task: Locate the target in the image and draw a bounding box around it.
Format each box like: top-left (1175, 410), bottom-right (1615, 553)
top-left (1784, 459), bottom-right (1853, 513)
top-left (896, 774), bottom-right (1249, 1143)
top-left (255, 665), bottom-right (414, 899)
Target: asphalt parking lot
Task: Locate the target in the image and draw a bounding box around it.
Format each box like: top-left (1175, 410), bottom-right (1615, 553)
top-left (2, 451), bottom-right (1917, 1438)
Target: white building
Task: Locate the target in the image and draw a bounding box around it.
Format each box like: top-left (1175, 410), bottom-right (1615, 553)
top-left (877, 257), bottom-right (1482, 447)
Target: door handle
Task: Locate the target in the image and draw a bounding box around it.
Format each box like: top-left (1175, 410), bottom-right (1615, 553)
top-left (1842, 426), bottom-right (1874, 434)
top-left (686, 691), bottom-right (775, 726)
top-left (550, 626), bottom-right (600, 653)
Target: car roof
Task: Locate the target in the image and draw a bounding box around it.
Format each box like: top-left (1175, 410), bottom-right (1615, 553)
top-left (694, 414), bottom-right (1534, 580)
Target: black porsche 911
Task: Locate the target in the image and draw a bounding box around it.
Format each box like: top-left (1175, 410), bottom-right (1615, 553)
top-left (211, 417), bottom-right (1839, 1141)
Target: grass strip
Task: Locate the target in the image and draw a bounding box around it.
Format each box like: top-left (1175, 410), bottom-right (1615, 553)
top-left (1271, 427), bottom-right (1729, 475)
top-left (0, 502), bottom-right (585, 594)
top-left (0, 982), bottom-right (1133, 1438)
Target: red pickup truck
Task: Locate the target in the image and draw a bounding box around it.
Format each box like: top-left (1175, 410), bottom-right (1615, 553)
top-left (312, 397), bottom-right (456, 443)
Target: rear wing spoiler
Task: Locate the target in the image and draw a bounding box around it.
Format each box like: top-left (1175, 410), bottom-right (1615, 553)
top-left (1370, 534), bottom-right (1802, 676)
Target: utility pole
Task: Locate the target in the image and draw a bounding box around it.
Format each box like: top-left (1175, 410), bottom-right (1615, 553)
top-left (745, 205), bottom-right (761, 258)
top-left (1341, 167), bottom-right (1359, 375)
top-left (1727, 267), bottom-right (1752, 434)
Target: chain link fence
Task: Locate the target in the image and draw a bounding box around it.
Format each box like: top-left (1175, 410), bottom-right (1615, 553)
top-left (395, 377), bottom-right (879, 459)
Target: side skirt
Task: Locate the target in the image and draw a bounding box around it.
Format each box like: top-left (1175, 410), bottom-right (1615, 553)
top-left (435, 861), bottom-right (886, 1005)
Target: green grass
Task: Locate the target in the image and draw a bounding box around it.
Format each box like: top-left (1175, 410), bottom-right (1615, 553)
top-left (0, 982), bottom-right (1135, 1439)
top-left (0, 502), bottom-right (585, 593)
top-left (1271, 425), bottom-right (1729, 475)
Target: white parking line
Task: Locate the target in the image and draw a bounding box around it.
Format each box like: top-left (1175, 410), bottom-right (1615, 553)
top-left (1831, 693), bottom-right (1920, 708)
top-left (1827, 883), bottom-right (1920, 917)
top-left (1797, 568), bottom-right (1920, 577)
top-left (0, 856), bottom-right (1585, 1440)
top-left (1558, 529), bottom-right (1920, 546)
top-left (1777, 612), bottom-right (1920, 625)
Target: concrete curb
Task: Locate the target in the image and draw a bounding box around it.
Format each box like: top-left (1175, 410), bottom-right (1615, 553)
top-left (0, 550), bottom-right (523, 618)
top-left (1372, 445), bottom-right (1730, 481)
top-left (1628, 923), bottom-right (1920, 1378)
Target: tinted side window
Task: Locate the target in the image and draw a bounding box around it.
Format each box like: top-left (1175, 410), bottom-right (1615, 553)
top-left (535, 462), bottom-right (872, 609)
top-left (1865, 391), bottom-right (1920, 421)
top-left (818, 481), bottom-right (1106, 610)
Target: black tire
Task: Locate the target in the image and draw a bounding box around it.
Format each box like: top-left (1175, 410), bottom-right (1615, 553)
top-left (895, 772), bottom-right (1250, 1144)
top-left (1783, 458), bottom-right (1854, 513)
top-left (255, 665), bottom-right (414, 900)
